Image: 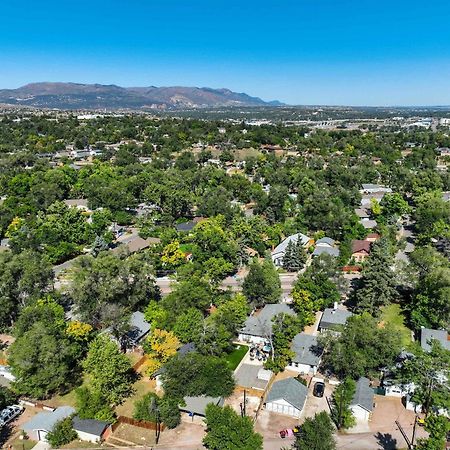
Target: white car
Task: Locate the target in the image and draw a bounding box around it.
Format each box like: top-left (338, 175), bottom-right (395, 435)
top-left (0, 404), bottom-right (24, 427)
top-left (0, 366), bottom-right (16, 382)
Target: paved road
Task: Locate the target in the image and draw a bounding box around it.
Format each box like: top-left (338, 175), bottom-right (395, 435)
top-left (156, 273), bottom-right (299, 297)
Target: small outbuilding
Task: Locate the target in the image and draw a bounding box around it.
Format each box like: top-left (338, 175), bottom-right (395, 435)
top-left (319, 307), bottom-right (353, 332)
top-left (179, 396), bottom-right (224, 418)
top-left (350, 377), bottom-right (374, 422)
top-left (72, 416), bottom-right (110, 443)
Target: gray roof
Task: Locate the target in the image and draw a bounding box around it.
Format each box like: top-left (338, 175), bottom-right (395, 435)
top-left (235, 363), bottom-right (272, 390)
top-left (355, 208), bottom-right (370, 219)
top-left (63, 199), bottom-right (88, 208)
top-left (291, 333), bottom-right (322, 366)
top-left (420, 328), bottom-right (450, 352)
top-left (180, 396), bottom-right (223, 416)
top-left (22, 406), bottom-right (75, 433)
top-left (312, 246), bottom-right (340, 257)
top-left (315, 237), bottom-right (335, 246)
top-left (266, 378), bottom-right (308, 412)
top-left (351, 377), bottom-right (374, 412)
top-left (320, 308), bottom-right (353, 330)
top-left (72, 417), bottom-right (109, 436)
top-left (361, 219), bottom-right (378, 229)
top-left (175, 221), bottom-right (196, 232)
top-left (153, 342), bottom-right (197, 377)
top-left (240, 304), bottom-right (296, 337)
top-left (272, 233), bottom-right (310, 257)
top-left (126, 311), bottom-right (151, 343)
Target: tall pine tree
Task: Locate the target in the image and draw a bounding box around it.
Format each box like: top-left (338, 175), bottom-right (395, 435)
top-left (354, 238), bottom-right (397, 315)
top-left (282, 239), bottom-right (307, 272)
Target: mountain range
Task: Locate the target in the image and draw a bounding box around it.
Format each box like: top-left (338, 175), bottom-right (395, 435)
top-left (0, 82), bottom-right (282, 110)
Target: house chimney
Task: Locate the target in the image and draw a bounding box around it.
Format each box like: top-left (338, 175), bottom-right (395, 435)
top-left (333, 302), bottom-right (338, 310)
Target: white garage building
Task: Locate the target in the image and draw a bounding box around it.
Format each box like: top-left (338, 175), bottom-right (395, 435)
top-left (265, 378), bottom-right (308, 418)
top-left (350, 377), bottom-right (375, 422)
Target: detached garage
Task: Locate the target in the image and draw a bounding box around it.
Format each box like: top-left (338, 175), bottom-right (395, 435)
top-left (72, 416), bottom-right (111, 443)
top-left (265, 378), bottom-right (308, 418)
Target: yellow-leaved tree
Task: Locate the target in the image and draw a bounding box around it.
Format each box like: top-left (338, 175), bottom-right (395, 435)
top-left (144, 329), bottom-right (180, 375)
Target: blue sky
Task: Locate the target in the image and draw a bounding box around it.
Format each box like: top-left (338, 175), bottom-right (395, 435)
top-left (1, 0), bottom-right (450, 105)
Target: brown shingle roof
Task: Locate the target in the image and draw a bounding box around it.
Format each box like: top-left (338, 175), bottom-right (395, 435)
top-left (351, 240), bottom-right (371, 254)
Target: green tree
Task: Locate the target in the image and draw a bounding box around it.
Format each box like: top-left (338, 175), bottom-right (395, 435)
top-left (354, 238), bottom-right (397, 315)
top-left (71, 252), bottom-right (159, 327)
top-left (0, 250), bottom-right (54, 329)
top-left (295, 411), bottom-right (336, 450)
top-left (83, 335), bottom-right (134, 405)
top-left (75, 386), bottom-right (115, 422)
top-left (161, 352), bottom-right (235, 400)
top-left (321, 313), bottom-right (402, 379)
top-left (0, 387), bottom-right (18, 410)
top-left (46, 417), bottom-right (78, 448)
top-left (330, 378), bottom-right (356, 430)
top-left (9, 322), bottom-right (81, 398)
top-left (173, 308), bottom-right (204, 343)
top-left (243, 259), bottom-right (281, 308)
top-left (415, 414), bottom-right (450, 450)
top-left (396, 341), bottom-right (450, 416)
top-left (133, 393), bottom-right (181, 429)
top-left (282, 239), bottom-right (307, 272)
top-left (203, 404), bottom-right (263, 450)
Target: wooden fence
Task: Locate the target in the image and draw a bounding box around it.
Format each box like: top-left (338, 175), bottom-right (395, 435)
top-left (132, 355), bottom-right (148, 371)
top-left (112, 415), bottom-right (165, 432)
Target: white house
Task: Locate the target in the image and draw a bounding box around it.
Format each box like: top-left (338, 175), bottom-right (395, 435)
top-left (238, 304), bottom-right (296, 345)
top-left (350, 377), bottom-right (374, 422)
top-left (271, 233), bottom-right (311, 267)
top-left (312, 237), bottom-right (340, 258)
top-left (286, 333), bottom-right (322, 375)
top-left (265, 378), bottom-right (308, 418)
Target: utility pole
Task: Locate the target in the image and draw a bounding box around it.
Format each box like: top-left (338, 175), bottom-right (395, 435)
top-left (395, 420), bottom-right (414, 450)
top-left (243, 389), bottom-right (247, 417)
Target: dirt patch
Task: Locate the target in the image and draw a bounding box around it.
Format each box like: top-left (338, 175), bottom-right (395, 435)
top-left (224, 390), bottom-right (262, 420)
top-left (111, 422), bottom-right (156, 446)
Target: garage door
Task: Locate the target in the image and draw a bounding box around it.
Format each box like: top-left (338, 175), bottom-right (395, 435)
top-left (37, 430), bottom-right (48, 442)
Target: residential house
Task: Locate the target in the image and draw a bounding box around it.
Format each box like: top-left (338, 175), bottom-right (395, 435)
top-left (111, 236), bottom-right (160, 255)
top-left (124, 311), bottom-right (151, 348)
top-left (351, 240), bottom-right (371, 263)
top-left (360, 218), bottom-right (378, 230)
top-left (272, 233), bottom-right (312, 267)
top-left (360, 184), bottom-right (392, 195)
top-left (312, 237), bottom-right (340, 258)
top-left (420, 328), bottom-right (450, 352)
top-left (175, 217), bottom-right (204, 233)
top-left (72, 417), bottom-right (111, 443)
top-left (265, 378), bottom-right (308, 418)
top-left (179, 396), bottom-right (224, 418)
top-left (238, 304), bottom-right (296, 345)
top-left (350, 377), bottom-right (374, 422)
top-left (22, 406), bottom-right (75, 442)
top-left (63, 198), bottom-right (90, 212)
top-left (286, 333), bottom-right (322, 375)
top-left (319, 307), bottom-right (353, 332)
top-left (355, 208), bottom-right (370, 220)
top-left (365, 233), bottom-right (380, 243)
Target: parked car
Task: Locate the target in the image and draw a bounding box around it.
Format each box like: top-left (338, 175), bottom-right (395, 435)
top-left (0, 366), bottom-right (16, 382)
top-left (0, 405), bottom-right (24, 427)
top-left (313, 381), bottom-right (325, 397)
top-left (279, 427), bottom-right (300, 438)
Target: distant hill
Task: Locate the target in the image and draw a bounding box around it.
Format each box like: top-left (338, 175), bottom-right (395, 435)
top-left (0, 82), bottom-right (282, 110)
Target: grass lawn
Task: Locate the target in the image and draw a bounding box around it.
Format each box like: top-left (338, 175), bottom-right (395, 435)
top-left (45, 386), bottom-right (79, 408)
top-left (61, 441), bottom-right (103, 449)
top-left (225, 345), bottom-right (248, 371)
top-left (10, 437), bottom-right (37, 450)
top-left (380, 304), bottom-right (413, 348)
top-left (115, 377), bottom-right (156, 418)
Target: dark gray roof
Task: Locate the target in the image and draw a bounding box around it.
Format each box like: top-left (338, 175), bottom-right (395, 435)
top-left (320, 308), bottom-right (353, 330)
top-left (175, 221), bottom-right (196, 232)
top-left (153, 342), bottom-right (196, 377)
top-left (420, 328), bottom-right (450, 352)
top-left (240, 304), bottom-right (296, 337)
top-left (72, 417), bottom-right (109, 436)
top-left (291, 333), bottom-right (322, 366)
top-left (22, 406), bottom-right (75, 433)
top-left (351, 377), bottom-right (374, 412)
top-left (180, 396), bottom-right (224, 416)
top-left (126, 311), bottom-right (151, 343)
top-left (266, 378), bottom-right (308, 411)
